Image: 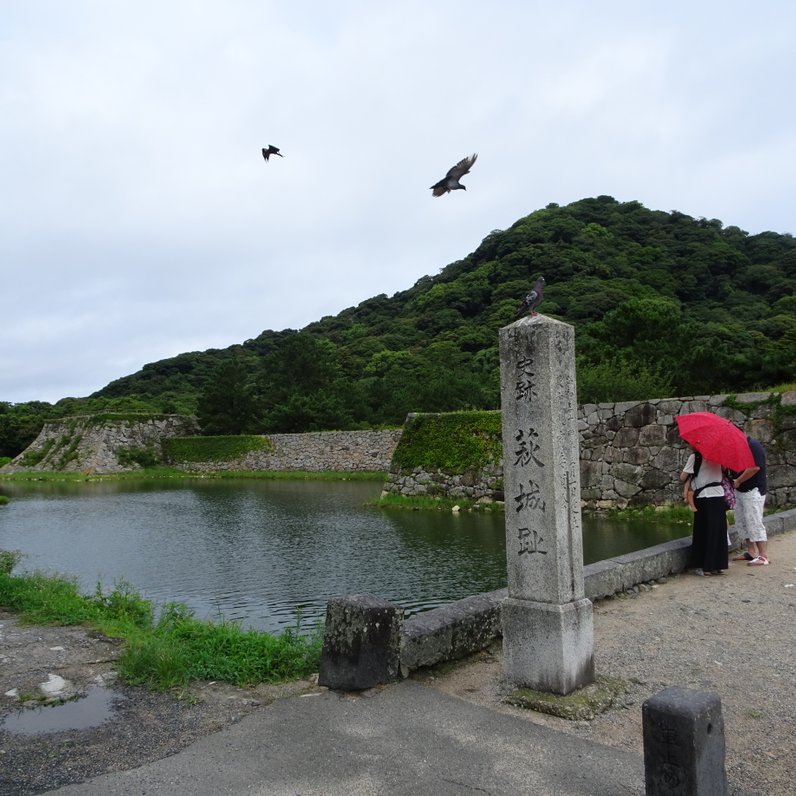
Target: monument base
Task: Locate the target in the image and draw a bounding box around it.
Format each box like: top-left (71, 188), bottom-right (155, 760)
top-left (501, 596), bottom-right (595, 695)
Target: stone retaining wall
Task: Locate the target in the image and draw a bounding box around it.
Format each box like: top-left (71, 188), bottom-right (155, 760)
top-left (399, 510), bottom-right (796, 674)
top-left (4, 392), bottom-right (794, 505)
top-left (2, 415), bottom-right (198, 473)
top-left (383, 391), bottom-right (796, 508)
top-left (176, 430), bottom-right (402, 473)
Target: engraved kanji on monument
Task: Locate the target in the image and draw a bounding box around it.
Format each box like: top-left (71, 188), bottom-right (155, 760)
top-left (499, 314), bottom-right (594, 695)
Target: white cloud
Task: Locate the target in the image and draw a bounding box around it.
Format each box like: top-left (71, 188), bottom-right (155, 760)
top-left (1, 0), bottom-right (795, 403)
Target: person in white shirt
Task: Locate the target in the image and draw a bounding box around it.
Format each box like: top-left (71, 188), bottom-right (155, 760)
top-left (680, 448), bottom-right (729, 575)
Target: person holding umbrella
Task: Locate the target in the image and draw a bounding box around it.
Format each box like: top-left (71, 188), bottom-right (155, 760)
top-left (679, 448), bottom-right (729, 575)
top-left (675, 412), bottom-right (755, 576)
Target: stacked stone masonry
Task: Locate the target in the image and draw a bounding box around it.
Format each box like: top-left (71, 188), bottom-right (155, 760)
top-left (4, 392), bottom-right (794, 508)
top-left (3, 422), bottom-right (401, 476)
top-left (2, 415), bottom-right (199, 474)
top-left (384, 391), bottom-right (796, 508)
top-left (177, 430), bottom-right (402, 474)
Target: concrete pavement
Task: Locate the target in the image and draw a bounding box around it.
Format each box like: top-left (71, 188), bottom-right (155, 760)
top-left (53, 679), bottom-right (645, 795)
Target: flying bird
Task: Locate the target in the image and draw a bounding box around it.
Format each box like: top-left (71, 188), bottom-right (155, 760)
top-left (430, 153), bottom-right (478, 197)
top-left (261, 145), bottom-right (284, 162)
top-left (516, 277), bottom-right (545, 317)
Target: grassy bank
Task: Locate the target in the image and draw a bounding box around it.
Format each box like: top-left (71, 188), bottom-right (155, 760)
top-left (0, 551), bottom-right (322, 692)
top-left (0, 468), bottom-right (386, 483)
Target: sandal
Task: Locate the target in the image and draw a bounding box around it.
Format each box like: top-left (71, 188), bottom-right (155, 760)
top-left (748, 556), bottom-right (770, 566)
top-left (732, 552), bottom-right (754, 561)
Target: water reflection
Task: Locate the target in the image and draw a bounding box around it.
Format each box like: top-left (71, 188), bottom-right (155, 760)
top-left (0, 479), bottom-right (687, 634)
top-left (0, 687), bottom-right (118, 735)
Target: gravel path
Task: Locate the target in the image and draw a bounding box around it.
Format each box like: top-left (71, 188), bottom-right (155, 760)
top-left (421, 529), bottom-right (796, 796)
top-left (1, 530), bottom-right (793, 795)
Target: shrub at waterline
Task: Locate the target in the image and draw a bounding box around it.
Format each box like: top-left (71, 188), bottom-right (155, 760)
top-left (0, 553), bottom-right (322, 691)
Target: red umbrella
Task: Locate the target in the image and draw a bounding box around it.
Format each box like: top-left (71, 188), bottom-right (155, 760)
top-left (675, 412), bottom-right (754, 471)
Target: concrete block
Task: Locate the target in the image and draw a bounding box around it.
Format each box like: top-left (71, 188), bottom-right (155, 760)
top-left (613, 538), bottom-right (690, 587)
top-left (318, 594), bottom-right (403, 691)
top-left (400, 590), bottom-right (503, 672)
top-left (643, 687), bottom-right (727, 795)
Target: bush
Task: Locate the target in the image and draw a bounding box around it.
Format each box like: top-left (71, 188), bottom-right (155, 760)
top-left (0, 549), bottom-right (21, 574)
top-left (577, 357), bottom-right (673, 403)
top-left (116, 446), bottom-right (160, 468)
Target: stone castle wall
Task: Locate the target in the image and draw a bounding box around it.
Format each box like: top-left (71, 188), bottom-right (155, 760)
top-left (383, 391), bottom-right (796, 508)
top-left (4, 391), bottom-right (794, 507)
top-left (175, 430), bottom-right (402, 473)
top-left (2, 415), bottom-right (199, 474)
top-left (2, 419), bottom-right (400, 476)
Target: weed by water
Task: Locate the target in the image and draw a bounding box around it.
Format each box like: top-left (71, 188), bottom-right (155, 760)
top-left (0, 554), bottom-right (322, 692)
top-left (119, 603), bottom-right (322, 690)
top-left (0, 549), bottom-right (22, 575)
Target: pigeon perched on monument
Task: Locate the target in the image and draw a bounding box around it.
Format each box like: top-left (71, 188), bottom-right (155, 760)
top-left (430, 153), bottom-right (478, 196)
top-left (516, 276), bottom-right (545, 317)
top-left (261, 145), bottom-right (284, 162)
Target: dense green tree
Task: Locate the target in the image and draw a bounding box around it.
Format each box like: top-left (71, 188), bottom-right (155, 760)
top-left (256, 333), bottom-right (356, 432)
top-left (197, 355), bottom-right (260, 435)
top-left (0, 401), bottom-right (54, 457)
top-left (3, 196), bottom-right (792, 451)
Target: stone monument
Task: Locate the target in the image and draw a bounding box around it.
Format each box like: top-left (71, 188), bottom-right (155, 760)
top-left (499, 314), bottom-right (594, 694)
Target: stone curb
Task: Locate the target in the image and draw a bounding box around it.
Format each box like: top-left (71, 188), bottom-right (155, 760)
top-left (400, 508), bottom-right (796, 673)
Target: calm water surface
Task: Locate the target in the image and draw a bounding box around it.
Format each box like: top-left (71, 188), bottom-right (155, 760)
top-left (0, 479), bottom-right (688, 634)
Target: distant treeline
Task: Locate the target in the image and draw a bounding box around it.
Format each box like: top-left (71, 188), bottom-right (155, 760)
top-left (2, 196), bottom-right (794, 458)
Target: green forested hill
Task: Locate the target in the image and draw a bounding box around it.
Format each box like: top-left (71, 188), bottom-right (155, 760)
top-left (2, 196), bottom-right (794, 454)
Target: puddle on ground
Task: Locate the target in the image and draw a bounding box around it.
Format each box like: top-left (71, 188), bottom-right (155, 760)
top-left (0, 687), bottom-right (121, 735)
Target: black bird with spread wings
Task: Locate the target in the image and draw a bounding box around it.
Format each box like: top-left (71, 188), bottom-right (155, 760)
top-left (516, 277), bottom-right (545, 317)
top-left (261, 145), bottom-right (284, 162)
top-left (430, 153), bottom-right (478, 196)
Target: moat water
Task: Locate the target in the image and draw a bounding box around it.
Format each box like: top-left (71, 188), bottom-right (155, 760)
top-left (0, 479), bottom-right (689, 634)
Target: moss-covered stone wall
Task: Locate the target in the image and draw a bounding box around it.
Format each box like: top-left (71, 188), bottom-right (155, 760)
top-left (383, 391), bottom-right (796, 508)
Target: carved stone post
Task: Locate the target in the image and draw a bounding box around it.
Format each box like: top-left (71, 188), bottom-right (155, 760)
top-left (499, 315), bottom-right (594, 694)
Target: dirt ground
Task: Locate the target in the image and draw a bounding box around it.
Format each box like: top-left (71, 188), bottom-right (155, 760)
top-left (0, 617), bottom-right (317, 795)
top-left (1, 530), bottom-right (794, 795)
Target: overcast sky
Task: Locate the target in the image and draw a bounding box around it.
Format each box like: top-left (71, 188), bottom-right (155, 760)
top-left (2, 1), bottom-right (794, 405)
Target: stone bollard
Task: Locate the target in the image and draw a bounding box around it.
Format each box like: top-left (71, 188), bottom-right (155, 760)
top-left (642, 687), bottom-right (728, 796)
top-left (318, 594), bottom-right (403, 691)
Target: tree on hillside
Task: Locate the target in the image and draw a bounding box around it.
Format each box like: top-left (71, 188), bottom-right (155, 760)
top-left (256, 333), bottom-right (358, 432)
top-left (197, 356), bottom-right (260, 435)
top-left (53, 196), bottom-right (796, 427)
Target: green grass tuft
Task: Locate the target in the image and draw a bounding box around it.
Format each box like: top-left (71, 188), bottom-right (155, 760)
top-left (0, 557), bottom-right (322, 692)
